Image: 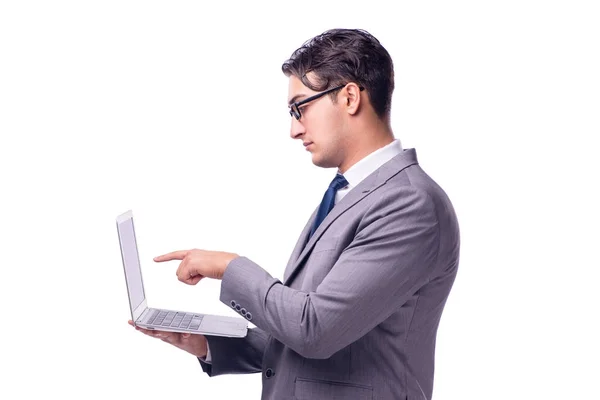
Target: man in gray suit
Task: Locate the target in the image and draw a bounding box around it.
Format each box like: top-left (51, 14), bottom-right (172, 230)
top-left (129, 28), bottom-right (460, 400)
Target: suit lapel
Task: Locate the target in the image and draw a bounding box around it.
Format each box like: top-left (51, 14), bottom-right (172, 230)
top-left (283, 148), bottom-right (419, 286)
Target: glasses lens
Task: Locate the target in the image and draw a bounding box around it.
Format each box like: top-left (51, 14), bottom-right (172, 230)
top-left (290, 104), bottom-right (301, 120)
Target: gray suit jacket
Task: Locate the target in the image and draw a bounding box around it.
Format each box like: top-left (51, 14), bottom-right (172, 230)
top-left (199, 148), bottom-right (460, 400)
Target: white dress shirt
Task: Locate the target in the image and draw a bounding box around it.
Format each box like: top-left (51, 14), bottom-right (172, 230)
top-left (335, 138), bottom-right (403, 203)
top-left (202, 138), bottom-right (403, 363)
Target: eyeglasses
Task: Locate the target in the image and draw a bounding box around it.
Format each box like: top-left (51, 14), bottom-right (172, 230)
top-left (289, 84), bottom-right (364, 120)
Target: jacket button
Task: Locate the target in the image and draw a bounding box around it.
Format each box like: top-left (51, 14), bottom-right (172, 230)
top-left (265, 368), bottom-right (274, 378)
top-left (230, 300), bottom-right (236, 308)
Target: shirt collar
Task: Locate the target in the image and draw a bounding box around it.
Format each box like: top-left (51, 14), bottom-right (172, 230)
top-left (340, 139), bottom-right (403, 188)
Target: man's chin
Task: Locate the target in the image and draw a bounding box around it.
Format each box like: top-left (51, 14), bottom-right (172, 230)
top-left (311, 155), bottom-right (337, 169)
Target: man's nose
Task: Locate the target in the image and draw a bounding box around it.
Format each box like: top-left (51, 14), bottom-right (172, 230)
top-left (290, 117), bottom-right (305, 139)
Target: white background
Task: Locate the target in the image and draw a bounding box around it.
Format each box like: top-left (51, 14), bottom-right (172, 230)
top-left (1, 1), bottom-right (599, 399)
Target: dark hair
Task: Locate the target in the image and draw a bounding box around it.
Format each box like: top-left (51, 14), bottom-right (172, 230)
top-left (282, 28), bottom-right (394, 119)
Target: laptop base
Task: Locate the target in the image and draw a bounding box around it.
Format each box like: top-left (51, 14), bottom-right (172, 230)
top-left (136, 307), bottom-right (248, 338)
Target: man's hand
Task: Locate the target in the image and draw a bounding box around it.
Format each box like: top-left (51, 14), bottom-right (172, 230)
top-left (128, 320), bottom-right (208, 358)
top-left (153, 249), bottom-right (239, 285)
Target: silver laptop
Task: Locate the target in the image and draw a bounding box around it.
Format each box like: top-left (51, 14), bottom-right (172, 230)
top-left (117, 210), bottom-right (248, 337)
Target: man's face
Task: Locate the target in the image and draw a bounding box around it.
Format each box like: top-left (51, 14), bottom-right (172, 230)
top-left (287, 74), bottom-right (347, 169)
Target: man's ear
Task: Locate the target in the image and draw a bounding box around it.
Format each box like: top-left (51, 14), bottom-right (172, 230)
top-left (344, 83), bottom-right (362, 115)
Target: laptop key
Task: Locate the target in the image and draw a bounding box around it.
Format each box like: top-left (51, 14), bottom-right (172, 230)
top-left (180, 320), bottom-right (191, 329)
top-left (163, 313), bottom-right (176, 325)
top-left (171, 315), bottom-right (185, 327)
top-left (146, 310), bottom-right (159, 324)
top-left (189, 315), bottom-right (203, 330)
top-left (180, 314), bottom-right (192, 326)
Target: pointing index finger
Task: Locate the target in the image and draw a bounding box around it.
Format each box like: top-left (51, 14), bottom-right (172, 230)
top-left (154, 250), bottom-right (189, 262)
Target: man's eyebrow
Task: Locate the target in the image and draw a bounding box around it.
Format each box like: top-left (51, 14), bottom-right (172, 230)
top-left (288, 94), bottom-right (307, 106)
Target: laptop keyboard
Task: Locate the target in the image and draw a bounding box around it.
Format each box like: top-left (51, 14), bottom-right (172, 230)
top-left (146, 309), bottom-right (203, 330)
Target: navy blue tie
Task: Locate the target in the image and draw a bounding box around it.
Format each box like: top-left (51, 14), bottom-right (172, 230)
top-left (309, 173), bottom-right (349, 239)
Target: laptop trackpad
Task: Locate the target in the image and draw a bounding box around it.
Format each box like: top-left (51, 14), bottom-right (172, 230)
top-left (198, 315), bottom-right (247, 334)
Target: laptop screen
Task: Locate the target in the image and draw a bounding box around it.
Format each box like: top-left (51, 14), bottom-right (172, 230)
top-left (117, 215), bottom-right (146, 313)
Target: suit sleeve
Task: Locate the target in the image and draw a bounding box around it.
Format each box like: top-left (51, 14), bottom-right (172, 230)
top-left (197, 327), bottom-right (269, 376)
top-left (219, 187), bottom-right (440, 359)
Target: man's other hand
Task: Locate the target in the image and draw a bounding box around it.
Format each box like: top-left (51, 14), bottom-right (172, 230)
top-left (153, 249), bottom-right (239, 285)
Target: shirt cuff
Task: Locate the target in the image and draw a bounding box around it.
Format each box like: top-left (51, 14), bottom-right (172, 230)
top-left (202, 343), bottom-right (212, 364)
